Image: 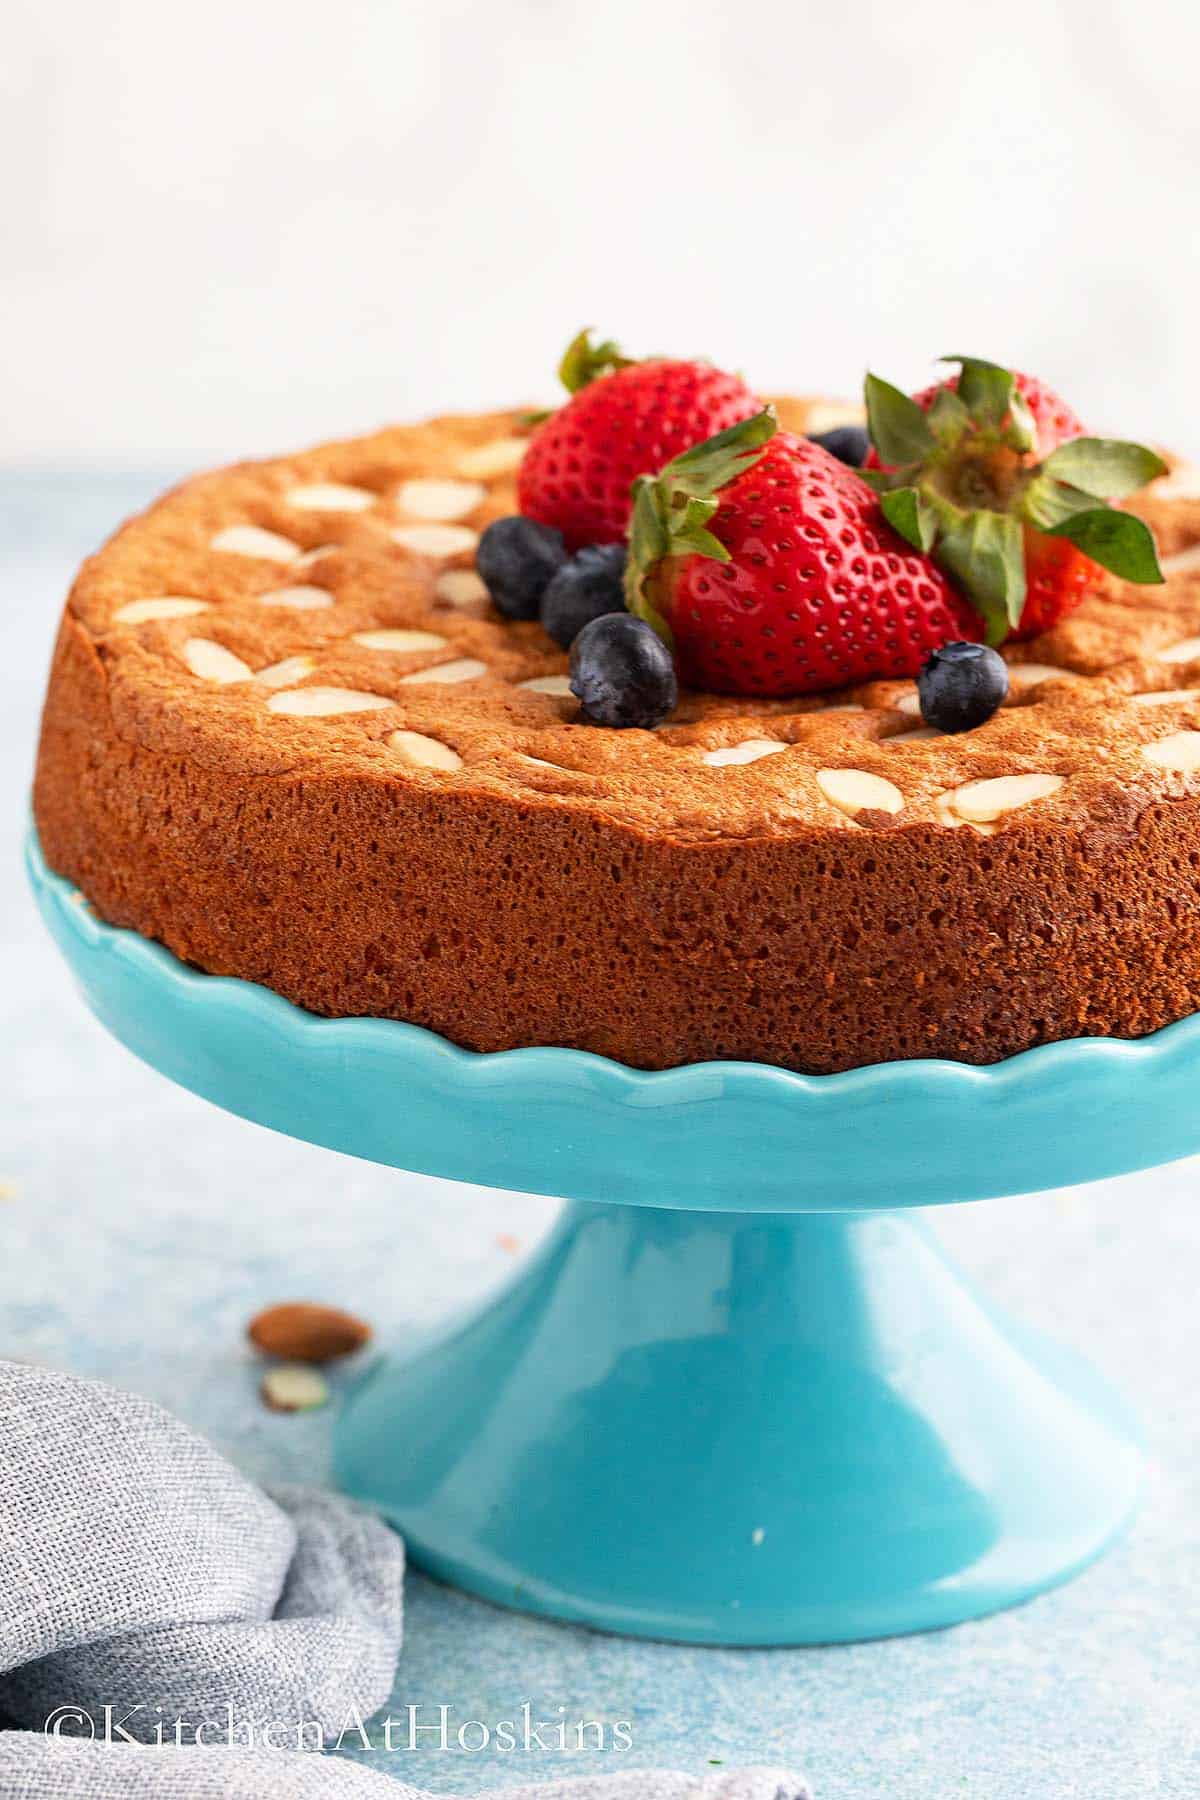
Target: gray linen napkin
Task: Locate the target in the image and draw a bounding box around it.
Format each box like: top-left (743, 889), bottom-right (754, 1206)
top-left (0, 1363), bottom-right (809, 1798)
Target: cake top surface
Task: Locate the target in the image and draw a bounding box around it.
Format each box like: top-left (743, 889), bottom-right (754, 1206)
top-left (63, 397), bottom-right (1200, 844)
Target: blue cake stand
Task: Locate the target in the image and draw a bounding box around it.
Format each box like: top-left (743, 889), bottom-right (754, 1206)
top-left (31, 828), bottom-right (1190, 1644)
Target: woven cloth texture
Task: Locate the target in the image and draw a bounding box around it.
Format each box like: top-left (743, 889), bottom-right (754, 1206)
top-left (0, 1362), bottom-right (808, 1798)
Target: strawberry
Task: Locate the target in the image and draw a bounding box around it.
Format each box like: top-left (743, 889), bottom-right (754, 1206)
top-left (1019, 530), bottom-right (1095, 639)
top-left (518, 329), bottom-right (760, 551)
top-left (862, 356), bottom-right (1165, 642)
top-left (867, 369), bottom-right (1084, 469)
top-left (623, 409), bottom-right (981, 696)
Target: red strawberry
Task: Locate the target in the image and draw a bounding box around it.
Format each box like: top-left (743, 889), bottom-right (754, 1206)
top-left (1018, 530), bottom-right (1094, 640)
top-left (867, 369), bottom-right (1084, 469)
top-left (518, 329), bottom-right (760, 551)
top-left (932, 367), bottom-right (1091, 641)
top-left (624, 410), bottom-right (980, 696)
top-left (862, 357), bottom-right (1165, 643)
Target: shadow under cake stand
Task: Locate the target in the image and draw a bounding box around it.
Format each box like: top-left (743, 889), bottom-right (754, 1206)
top-left (31, 828), bottom-right (1183, 1645)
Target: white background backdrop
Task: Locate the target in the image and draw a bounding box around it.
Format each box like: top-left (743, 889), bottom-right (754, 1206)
top-left (6, 0), bottom-right (1199, 465)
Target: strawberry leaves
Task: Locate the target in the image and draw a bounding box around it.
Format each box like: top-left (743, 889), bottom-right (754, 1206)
top-left (947, 355), bottom-right (1036, 447)
top-left (933, 506), bottom-right (1026, 643)
top-left (864, 376), bottom-right (937, 466)
top-left (926, 386), bottom-right (972, 443)
top-left (655, 406), bottom-right (778, 499)
top-left (1044, 508), bottom-right (1163, 584)
top-left (1018, 447), bottom-right (1163, 580)
top-left (1020, 474), bottom-right (1104, 530)
top-left (558, 329), bottom-right (635, 394)
top-left (880, 488), bottom-right (937, 553)
top-left (863, 357), bottom-right (1166, 638)
top-left (624, 407), bottom-right (778, 641)
top-left (1019, 449), bottom-right (1164, 586)
top-left (883, 488), bottom-right (1026, 643)
top-left (1040, 437), bottom-right (1166, 499)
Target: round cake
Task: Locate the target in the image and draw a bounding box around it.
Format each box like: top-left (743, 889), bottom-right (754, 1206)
top-left (32, 395), bottom-right (1200, 1074)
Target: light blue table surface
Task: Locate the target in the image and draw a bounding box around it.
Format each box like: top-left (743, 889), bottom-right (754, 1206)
top-left (3, 470), bottom-right (1199, 1797)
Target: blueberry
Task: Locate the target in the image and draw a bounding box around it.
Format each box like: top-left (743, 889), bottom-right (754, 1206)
top-left (810, 424), bottom-right (870, 468)
top-left (476, 516), bottom-right (567, 619)
top-left (540, 544), bottom-right (627, 649)
top-left (569, 614), bottom-right (678, 729)
top-left (918, 641), bottom-right (1009, 733)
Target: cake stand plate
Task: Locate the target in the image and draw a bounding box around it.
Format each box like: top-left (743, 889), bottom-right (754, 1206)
top-left (31, 829), bottom-right (1186, 1644)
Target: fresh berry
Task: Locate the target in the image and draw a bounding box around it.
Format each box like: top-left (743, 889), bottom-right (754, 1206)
top-left (868, 369), bottom-right (1085, 467)
top-left (541, 544), bottom-right (627, 649)
top-left (810, 423), bottom-right (869, 468)
top-left (518, 329), bottom-right (760, 550)
top-left (476, 516), bottom-right (567, 619)
top-left (917, 641), bottom-right (1009, 733)
top-left (569, 613), bottom-right (678, 728)
top-left (1018, 530), bottom-right (1094, 640)
top-left (861, 356), bottom-right (1165, 644)
top-left (625, 409), bottom-right (980, 697)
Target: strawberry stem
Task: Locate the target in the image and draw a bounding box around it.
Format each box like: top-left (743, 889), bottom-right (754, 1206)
top-left (864, 359), bottom-right (1167, 639)
top-left (557, 329), bottom-right (635, 394)
top-left (624, 408), bottom-right (778, 642)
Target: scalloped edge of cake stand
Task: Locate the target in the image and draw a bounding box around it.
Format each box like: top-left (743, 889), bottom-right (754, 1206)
top-left (27, 826), bottom-right (1200, 1211)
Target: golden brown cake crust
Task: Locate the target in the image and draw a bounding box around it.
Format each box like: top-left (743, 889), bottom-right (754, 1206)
top-left (31, 400), bottom-right (1200, 1073)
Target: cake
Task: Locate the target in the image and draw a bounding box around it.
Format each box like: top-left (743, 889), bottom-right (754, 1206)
top-left (32, 382), bottom-right (1200, 1075)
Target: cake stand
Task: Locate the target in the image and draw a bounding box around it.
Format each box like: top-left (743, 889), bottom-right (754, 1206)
top-left (31, 827), bottom-right (1190, 1645)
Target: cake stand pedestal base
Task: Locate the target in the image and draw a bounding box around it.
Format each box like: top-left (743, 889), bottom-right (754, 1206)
top-left (335, 1200), bottom-right (1141, 1645)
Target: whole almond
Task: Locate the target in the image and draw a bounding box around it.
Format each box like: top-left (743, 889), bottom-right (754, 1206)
top-left (247, 1302), bottom-right (371, 1364)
